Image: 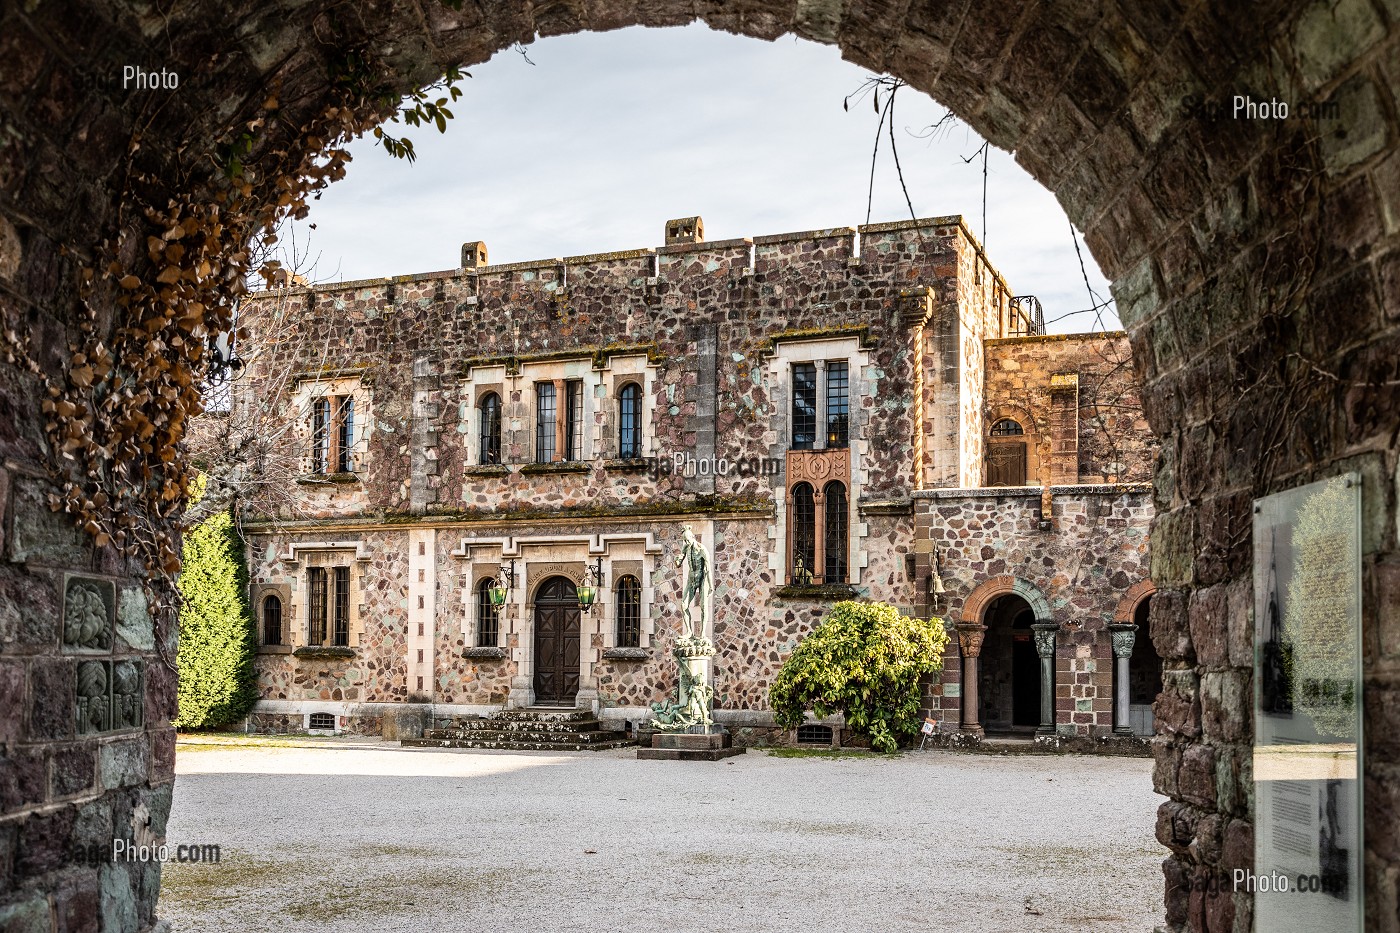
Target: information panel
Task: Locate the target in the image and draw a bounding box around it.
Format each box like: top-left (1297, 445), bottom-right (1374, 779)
top-left (1253, 473), bottom-right (1363, 933)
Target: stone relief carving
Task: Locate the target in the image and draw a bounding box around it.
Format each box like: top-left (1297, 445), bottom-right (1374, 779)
top-left (76, 660), bottom-right (110, 734)
top-left (1033, 626), bottom-right (1058, 659)
top-left (63, 578), bottom-right (114, 652)
top-left (112, 660), bottom-right (144, 730)
top-left (1110, 625), bottom-right (1138, 659)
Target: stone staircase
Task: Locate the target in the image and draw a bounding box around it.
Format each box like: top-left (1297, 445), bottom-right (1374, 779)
top-left (401, 708), bottom-right (636, 752)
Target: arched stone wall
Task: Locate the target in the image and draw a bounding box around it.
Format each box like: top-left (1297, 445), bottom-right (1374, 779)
top-left (1114, 579), bottom-right (1158, 624)
top-left (2, 3), bottom-right (1398, 932)
top-left (960, 573), bottom-right (1055, 624)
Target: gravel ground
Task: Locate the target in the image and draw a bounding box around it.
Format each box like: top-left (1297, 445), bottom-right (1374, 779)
top-left (160, 739), bottom-right (1166, 933)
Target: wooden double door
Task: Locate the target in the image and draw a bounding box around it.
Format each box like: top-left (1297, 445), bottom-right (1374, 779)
top-left (532, 576), bottom-right (581, 706)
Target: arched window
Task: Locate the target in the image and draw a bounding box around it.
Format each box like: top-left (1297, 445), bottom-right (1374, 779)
top-left (618, 382), bottom-right (642, 459)
top-left (262, 594), bottom-right (282, 646)
top-left (476, 578), bottom-right (500, 648)
top-left (790, 482), bottom-right (816, 584)
top-left (479, 392), bottom-right (502, 465)
top-left (615, 575), bottom-right (642, 647)
top-left (823, 481), bottom-right (849, 583)
top-left (990, 418), bottom-right (1024, 436)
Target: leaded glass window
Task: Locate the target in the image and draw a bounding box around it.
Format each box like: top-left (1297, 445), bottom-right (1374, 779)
top-left (535, 382), bottom-right (556, 463)
top-left (826, 362), bottom-right (849, 448)
top-left (263, 595), bottom-right (282, 646)
top-left (616, 575), bottom-right (641, 648)
top-left (479, 392), bottom-right (502, 465)
top-left (618, 383), bottom-right (641, 459)
top-left (791, 482), bottom-right (816, 583)
top-left (476, 578), bottom-right (499, 648)
top-left (791, 363), bottom-right (817, 449)
top-left (564, 380), bottom-right (583, 460)
top-left (824, 481), bottom-right (849, 583)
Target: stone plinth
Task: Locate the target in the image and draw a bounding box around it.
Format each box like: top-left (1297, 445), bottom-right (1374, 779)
top-left (638, 729), bottom-right (746, 761)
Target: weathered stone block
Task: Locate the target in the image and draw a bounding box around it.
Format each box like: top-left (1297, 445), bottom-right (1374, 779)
top-left (1188, 585), bottom-right (1230, 670)
top-left (28, 657), bottom-right (74, 741)
top-left (1321, 75), bottom-right (1390, 175)
top-left (6, 477), bottom-right (88, 566)
top-left (0, 895), bottom-right (50, 933)
top-left (17, 805), bottom-right (75, 878)
top-left (50, 742), bottom-right (96, 798)
top-left (1200, 671), bottom-right (1249, 744)
top-left (53, 869), bottom-right (101, 933)
top-left (115, 586), bottom-right (153, 651)
top-left (0, 748), bottom-right (46, 812)
top-left (1178, 743), bottom-right (1217, 808)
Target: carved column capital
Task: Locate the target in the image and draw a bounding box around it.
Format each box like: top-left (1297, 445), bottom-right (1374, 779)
top-left (1108, 622), bottom-right (1138, 659)
top-left (955, 622), bottom-right (987, 657)
top-left (1031, 621), bottom-right (1059, 659)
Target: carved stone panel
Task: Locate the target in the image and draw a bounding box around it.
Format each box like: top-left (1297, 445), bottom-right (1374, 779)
top-left (76, 660), bottom-right (111, 734)
top-left (112, 660), bottom-right (144, 730)
top-left (63, 577), bottom-right (115, 653)
top-left (75, 658), bottom-right (143, 734)
top-left (786, 448), bottom-right (851, 487)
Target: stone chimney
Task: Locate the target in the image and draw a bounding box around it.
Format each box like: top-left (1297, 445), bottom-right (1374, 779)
top-left (664, 216), bottom-right (704, 245)
top-left (461, 241), bottom-right (488, 268)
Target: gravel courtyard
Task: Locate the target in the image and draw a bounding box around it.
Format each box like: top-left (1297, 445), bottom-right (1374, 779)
top-left (160, 739), bottom-right (1165, 932)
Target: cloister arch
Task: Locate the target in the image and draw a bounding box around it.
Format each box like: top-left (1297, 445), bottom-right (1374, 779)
top-left (959, 573), bottom-right (1054, 625)
top-left (1, 3), bottom-right (1397, 932)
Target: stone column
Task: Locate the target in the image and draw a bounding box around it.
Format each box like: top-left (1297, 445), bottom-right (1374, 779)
top-left (955, 623), bottom-right (987, 736)
top-left (1108, 623), bottom-right (1138, 735)
top-left (1031, 622), bottom-right (1059, 736)
top-left (814, 359), bottom-right (828, 450)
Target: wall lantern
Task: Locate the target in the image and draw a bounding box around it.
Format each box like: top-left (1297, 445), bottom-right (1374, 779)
top-left (488, 560), bottom-right (515, 608)
top-left (577, 558), bottom-right (604, 613)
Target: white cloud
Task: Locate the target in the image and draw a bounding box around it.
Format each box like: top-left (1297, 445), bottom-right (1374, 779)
top-left (292, 24), bottom-right (1118, 333)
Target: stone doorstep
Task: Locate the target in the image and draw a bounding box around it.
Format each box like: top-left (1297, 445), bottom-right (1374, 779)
top-left (440, 717), bottom-right (606, 733)
top-left (490, 708), bottom-right (594, 722)
top-left (637, 746), bottom-right (746, 761)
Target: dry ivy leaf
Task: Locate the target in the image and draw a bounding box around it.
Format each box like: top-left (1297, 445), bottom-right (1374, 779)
top-left (119, 275), bottom-right (141, 290)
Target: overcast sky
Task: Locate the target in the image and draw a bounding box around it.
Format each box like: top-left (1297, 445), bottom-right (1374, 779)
top-left (289, 24), bottom-right (1118, 333)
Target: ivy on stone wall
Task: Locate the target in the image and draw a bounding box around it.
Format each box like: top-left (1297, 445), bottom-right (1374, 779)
top-left (769, 601), bottom-right (949, 753)
top-left (173, 479), bottom-right (258, 729)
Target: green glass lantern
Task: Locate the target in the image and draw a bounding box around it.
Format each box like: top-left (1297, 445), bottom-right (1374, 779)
top-left (576, 584), bottom-right (597, 611)
top-left (488, 579), bottom-right (508, 608)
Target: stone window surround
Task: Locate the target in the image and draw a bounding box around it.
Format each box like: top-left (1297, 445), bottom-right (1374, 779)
top-left (290, 375), bottom-right (371, 476)
top-left (250, 581), bottom-right (292, 653)
top-left (766, 337), bottom-right (870, 587)
top-left (275, 541), bottom-right (370, 649)
top-left (451, 532), bottom-right (663, 703)
top-left (461, 356), bottom-right (656, 467)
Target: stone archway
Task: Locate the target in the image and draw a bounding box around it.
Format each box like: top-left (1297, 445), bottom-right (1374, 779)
top-left (2, 5), bottom-right (1398, 932)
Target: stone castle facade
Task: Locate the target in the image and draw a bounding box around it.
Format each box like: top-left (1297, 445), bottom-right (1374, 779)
top-left (235, 215), bottom-right (1160, 744)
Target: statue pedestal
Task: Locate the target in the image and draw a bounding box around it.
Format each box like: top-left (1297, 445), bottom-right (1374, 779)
top-left (638, 729), bottom-right (745, 761)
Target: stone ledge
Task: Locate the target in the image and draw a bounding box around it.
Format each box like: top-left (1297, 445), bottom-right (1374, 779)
top-left (913, 483), bottom-right (1153, 500)
top-left (518, 461), bottom-right (591, 475)
top-left (773, 583), bottom-right (858, 601)
top-left (600, 647), bottom-right (649, 661)
top-left (462, 647), bottom-right (508, 660)
top-left (295, 472), bottom-right (361, 485)
top-left (602, 458), bottom-right (650, 473)
top-left (292, 646), bottom-right (357, 660)
top-left (257, 645), bottom-right (293, 655)
top-left (463, 464), bottom-right (509, 477)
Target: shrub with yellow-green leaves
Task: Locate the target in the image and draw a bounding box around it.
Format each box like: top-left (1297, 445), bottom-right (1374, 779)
top-left (769, 601), bottom-right (949, 753)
